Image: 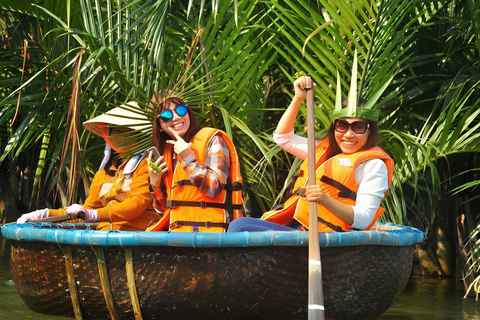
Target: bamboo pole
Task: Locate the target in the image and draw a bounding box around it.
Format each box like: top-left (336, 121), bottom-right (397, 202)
top-left (125, 247), bottom-right (143, 320)
top-left (63, 246), bottom-right (83, 320)
top-left (306, 78), bottom-right (325, 320)
top-left (94, 247), bottom-right (120, 320)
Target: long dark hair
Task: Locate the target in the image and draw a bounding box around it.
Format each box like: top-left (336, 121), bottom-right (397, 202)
top-left (151, 95), bottom-right (202, 154)
top-left (325, 98), bottom-right (379, 159)
top-left (150, 94), bottom-right (202, 199)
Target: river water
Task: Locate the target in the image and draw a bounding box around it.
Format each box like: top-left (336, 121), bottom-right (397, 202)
top-left (1, 237), bottom-right (479, 319)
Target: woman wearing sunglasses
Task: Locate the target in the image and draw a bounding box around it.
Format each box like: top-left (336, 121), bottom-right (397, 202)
top-left (146, 94), bottom-right (243, 232)
top-left (17, 103), bottom-right (157, 231)
top-left (228, 76), bottom-right (394, 233)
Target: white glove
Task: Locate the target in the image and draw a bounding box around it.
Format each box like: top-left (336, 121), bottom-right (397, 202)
top-left (65, 204), bottom-right (98, 222)
top-left (17, 208), bottom-right (50, 224)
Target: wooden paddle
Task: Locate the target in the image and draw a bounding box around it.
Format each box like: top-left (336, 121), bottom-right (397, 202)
top-left (29, 214), bottom-right (73, 223)
top-left (306, 77), bottom-right (325, 319)
top-left (17, 212), bottom-right (85, 224)
top-left (0, 214), bottom-right (85, 228)
top-left (0, 213), bottom-right (96, 230)
top-left (0, 215), bottom-right (70, 227)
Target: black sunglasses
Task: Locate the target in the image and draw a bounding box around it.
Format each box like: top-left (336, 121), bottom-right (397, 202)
top-left (334, 119), bottom-right (370, 134)
top-left (158, 105), bottom-right (188, 123)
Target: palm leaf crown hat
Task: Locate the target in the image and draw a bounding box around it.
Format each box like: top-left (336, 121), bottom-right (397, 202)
top-left (330, 50), bottom-right (393, 122)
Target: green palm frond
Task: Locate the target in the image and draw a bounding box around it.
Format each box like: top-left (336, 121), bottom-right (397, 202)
top-left (266, 0), bottom-right (422, 213)
top-left (382, 80), bottom-right (480, 227)
top-left (268, 0), bottom-right (419, 112)
top-left (0, 0), bottom-right (280, 210)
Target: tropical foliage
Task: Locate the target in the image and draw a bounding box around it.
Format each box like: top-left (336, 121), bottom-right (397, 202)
top-left (1, 0), bottom-right (480, 293)
top-left (0, 0), bottom-right (282, 213)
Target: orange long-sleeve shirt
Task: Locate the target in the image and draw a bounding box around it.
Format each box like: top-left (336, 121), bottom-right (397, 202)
top-left (51, 157), bottom-right (158, 230)
top-left (87, 157), bottom-right (157, 230)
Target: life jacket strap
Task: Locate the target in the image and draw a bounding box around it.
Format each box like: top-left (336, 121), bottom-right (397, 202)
top-left (293, 188), bottom-right (305, 196)
top-left (166, 200), bottom-right (242, 210)
top-left (225, 181), bottom-right (243, 191)
top-left (320, 176), bottom-right (357, 200)
top-left (169, 220), bottom-right (229, 230)
top-left (172, 180), bottom-right (242, 191)
top-left (270, 206), bottom-right (345, 231)
top-left (171, 178), bottom-right (243, 224)
top-left (172, 180), bottom-right (191, 189)
top-left (316, 216), bottom-right (345, 232)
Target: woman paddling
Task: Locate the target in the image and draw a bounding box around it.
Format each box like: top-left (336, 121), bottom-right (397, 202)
top-left (228, 75), bottom-right (394, 232)
top-left (17, 103), bottom-right (158, 231)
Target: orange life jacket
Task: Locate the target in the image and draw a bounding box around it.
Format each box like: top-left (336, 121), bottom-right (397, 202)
top-left (146, 127), bottom-right (243, 232)
top-left (261, 140), bottom-right (394, 231)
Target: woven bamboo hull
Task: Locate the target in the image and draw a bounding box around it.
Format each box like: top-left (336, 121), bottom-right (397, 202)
top-left (3, 223), bottom-right (425, 320)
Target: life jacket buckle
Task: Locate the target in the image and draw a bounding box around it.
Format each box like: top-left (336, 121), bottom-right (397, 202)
top-left (293, 188), bottom-right (305, 197)
top-left (166, 200), bottom-right (178, 208)
top-left (169, 220), bottom-right (182, 229)
top-left (200, 201), bottom-right (207, 208)
top-left (205, 221), bottom-right (211, 228)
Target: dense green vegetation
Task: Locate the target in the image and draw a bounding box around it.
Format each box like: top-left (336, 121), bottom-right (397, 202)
top-left (1, 0), bottom-right (479, 295)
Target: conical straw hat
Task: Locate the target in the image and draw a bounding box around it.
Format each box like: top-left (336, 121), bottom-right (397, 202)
top-left (83, 102), bottom-right (150, 137)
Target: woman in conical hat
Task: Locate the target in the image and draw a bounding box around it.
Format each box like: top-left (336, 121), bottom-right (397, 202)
top-left (17, 102), bottom-right (159, 231)
top-left (228, 72), bottom-right (394, 233)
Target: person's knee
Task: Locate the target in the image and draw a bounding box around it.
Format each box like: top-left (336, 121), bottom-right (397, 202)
top-left (227, 217), bottom-right (255, 232)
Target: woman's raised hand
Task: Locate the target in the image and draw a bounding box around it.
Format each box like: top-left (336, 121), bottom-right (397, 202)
top-left (147, 152), bottom-right (167, 191)
top-left (294, 76), bottom-right (316, 100)
top-left (166, 130), bottom-right (193, 155)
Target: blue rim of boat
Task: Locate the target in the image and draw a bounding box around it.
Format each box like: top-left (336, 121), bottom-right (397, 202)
top-left (1, 222), bottom-right (425, 248)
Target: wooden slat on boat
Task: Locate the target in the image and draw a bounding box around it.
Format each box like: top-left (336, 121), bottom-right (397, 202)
top-left (125, 247), bottom-right (143, 320)
top-left (94, 246), bottom-right (120, 320)
top-left (63, 246), bottom-right (83, 319)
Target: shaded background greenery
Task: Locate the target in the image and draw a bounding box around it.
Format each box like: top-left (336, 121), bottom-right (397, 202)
top-left (1, 0), bottom-right (479, 294)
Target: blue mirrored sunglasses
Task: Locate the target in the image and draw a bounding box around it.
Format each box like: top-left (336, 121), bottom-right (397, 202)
top-left (158, 105), bottom-right (188, 123)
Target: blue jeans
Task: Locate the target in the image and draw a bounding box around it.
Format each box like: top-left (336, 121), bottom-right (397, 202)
top-left (227, 217), bottom-right (300, 232)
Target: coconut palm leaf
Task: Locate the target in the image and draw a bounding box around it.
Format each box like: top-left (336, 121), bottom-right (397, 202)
top-left (1, 1), bottom-right (283, 211)
top-left (265, 0), bottom-right (423, 210)
top-left (269, 0), bottom-right (420, 108)
top-left (382, 80), bottom-right (480, 227)
top-left (112, 2), bottom-right (283, 211)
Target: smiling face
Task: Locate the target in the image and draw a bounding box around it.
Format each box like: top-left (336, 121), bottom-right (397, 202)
top-left (334, 117), bottom-right (370, 154)
top-left (159, 101), bottom-right (191, 139)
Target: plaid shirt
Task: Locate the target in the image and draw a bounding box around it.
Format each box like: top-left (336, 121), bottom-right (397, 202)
top-left (152, 135), bottom-right (230, 211)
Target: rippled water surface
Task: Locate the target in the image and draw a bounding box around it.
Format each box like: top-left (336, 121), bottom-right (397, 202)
top-left (1, 236), bottom-right (479, 319)
top-left (380, 271), bottom-right (480, 320)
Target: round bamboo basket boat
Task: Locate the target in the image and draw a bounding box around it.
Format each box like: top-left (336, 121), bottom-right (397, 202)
top-left (1, 222), bottom-right (425, 320)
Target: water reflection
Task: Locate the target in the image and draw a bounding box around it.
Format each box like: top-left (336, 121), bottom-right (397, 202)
top-left (1, 236), bottom-right (479, 319)
top-left (380, 271), bottom-right (480, 320)
top-left (0, 237), bottom-right (71, 319)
